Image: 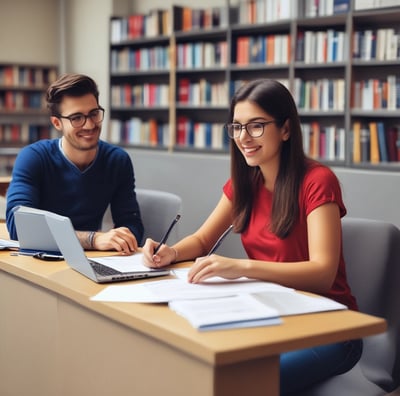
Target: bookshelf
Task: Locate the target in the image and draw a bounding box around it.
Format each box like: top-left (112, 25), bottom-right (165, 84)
top-left (108, 0), bottom-right (400, 171)
top-left (0, 63), bottom-right (58, 176)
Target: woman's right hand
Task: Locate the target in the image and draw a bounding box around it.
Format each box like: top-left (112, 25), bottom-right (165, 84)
top-left (142, 238), bottom-right (176, 268)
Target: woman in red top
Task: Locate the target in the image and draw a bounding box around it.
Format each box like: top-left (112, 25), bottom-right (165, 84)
top-left (143, 79), bottom-right (362, 394)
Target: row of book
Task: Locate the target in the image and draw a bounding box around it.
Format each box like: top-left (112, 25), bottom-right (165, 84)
top-left (296, 30), bottom-right (347, 63)
top-left (108, 117), bottom-right (229, 151)
top-left (0, 124), bottom-right (56, 144)
top-left (304, 0), bottom-right (350, 16)
top-left (293, 78), bottom-right (345, 112)
top-left (109, 118), bottom-right (170, 147)
top-left (0, 91), bottom-right (46, 111)
top-left (176, 42), bottom-right (228, 69)
top-left (177, 79), bottom-right (228, 106)
top-left (173, 5), bottom-right (229, 31)
top-left (236, 34), bottom-right (291, 65)
top-left (237, 0), bottom-right (297, 24)
top-left (111, 84), bottom-right (170, 108)
top-left (351, 76), bottom-right (400, 110)
top-left (109, 29), bottom-right (399, 73)
top-left (110, 46), bottom-right (170, 73)
top-left (110, 10), bottom-right (171, 43)
top-left (352, 121), bottom-right (400, 163)
top-left (302, 122), bottom-right (345, 161)
top-left (176, 117), bottom-right (228, 150)
top-left (353, 28), bottom-right (400, 61)
top-left (109, 1), bottom-right (398, 44)
top-left (0, 66), bottom-right (57, 88)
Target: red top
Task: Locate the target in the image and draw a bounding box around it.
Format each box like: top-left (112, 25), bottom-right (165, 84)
top-left (223, 163), bottom-right (358, 310)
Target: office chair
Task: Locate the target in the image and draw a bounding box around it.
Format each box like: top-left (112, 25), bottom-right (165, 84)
top-left (101, 188), bottom-right (182, 245)
top-left (299, 217), bottom-right (400, 396)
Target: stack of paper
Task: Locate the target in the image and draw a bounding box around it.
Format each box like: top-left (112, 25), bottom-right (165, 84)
top-left (91, 268), bottom-right (347, 331)
top-left (169, 294), bottom-right (282, 331)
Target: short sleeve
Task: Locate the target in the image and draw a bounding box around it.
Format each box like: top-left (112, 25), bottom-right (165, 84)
top-left (223, 178), bottom-right (233, 201)
top-left (302, 165), bottom-right (346, 218)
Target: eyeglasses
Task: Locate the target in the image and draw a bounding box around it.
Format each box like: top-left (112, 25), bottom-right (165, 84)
top-left (57, 107), bottom-right (105, 128)
top-left (225, 120), bottom-right (276, 139)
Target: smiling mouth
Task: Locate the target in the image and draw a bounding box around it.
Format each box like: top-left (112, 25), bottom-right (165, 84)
top-left (243, 146), bottom-right (260, 154)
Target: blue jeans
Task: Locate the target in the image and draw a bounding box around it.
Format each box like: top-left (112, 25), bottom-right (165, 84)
top-left (280, 339), bottom-right (363, 395)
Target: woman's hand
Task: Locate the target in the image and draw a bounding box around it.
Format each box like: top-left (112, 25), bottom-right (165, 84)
top-left (188, 254), bottom-right (245, 283)
top-left (142, 238), bottom-right (176, 268)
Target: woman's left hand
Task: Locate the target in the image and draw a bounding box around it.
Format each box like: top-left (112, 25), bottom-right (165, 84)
top-left (187, 254), bottom-right (245, 283)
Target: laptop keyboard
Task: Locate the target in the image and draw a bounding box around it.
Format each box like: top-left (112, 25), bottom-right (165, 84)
top-left (90, 261), bottom-right (122, 276)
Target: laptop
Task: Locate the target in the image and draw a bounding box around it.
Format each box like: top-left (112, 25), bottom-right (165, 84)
top-left (17, 206), bottom-right (170, 283)
top-left (14, 206), bottom-right (62, 255)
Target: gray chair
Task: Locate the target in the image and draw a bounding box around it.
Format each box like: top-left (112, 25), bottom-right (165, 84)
top-left (101, 188), bottom-right (182, 245)
top-left (299, 217), bottom-right (400, 396)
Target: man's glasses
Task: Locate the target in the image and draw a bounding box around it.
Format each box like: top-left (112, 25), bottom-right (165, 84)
top-left (57, 107), bottom-right (105, 128)
top-left (225, 120), bottom-right (276, 139)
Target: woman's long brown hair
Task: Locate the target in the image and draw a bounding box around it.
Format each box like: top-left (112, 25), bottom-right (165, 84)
top-left (229, 79), bottom-right (308, 238)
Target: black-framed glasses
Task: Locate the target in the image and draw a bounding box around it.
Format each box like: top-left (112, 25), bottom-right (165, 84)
top-left (225, 120), bottom-right (276, 139)
top-left (57, 107), bottom-right (105, 128)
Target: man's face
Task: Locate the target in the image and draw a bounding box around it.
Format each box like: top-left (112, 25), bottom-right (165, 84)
top-left (50, 93), bottom-right (102, 152)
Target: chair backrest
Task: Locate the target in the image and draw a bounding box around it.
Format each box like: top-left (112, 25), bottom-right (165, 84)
top-left (101, 188), bottom-right (182, 246)
top-left (136, 188), bottom-right (182, 245)
top-left (302, 217), bottom-right (400, 396)
top-left (341, 217), bottom-right (400, 391)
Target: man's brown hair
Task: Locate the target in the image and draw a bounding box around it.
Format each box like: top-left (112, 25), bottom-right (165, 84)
top-left (46, 73), bottom-right (99, 115)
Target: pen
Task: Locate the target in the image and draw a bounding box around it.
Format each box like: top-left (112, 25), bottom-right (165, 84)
top-left (153, 214), bottom-right (181, 254)
top-left (207, 224), bottom-right (233, 256)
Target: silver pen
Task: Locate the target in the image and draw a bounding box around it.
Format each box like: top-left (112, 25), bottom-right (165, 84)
top-left (207, 224), bottom-right (233, 255)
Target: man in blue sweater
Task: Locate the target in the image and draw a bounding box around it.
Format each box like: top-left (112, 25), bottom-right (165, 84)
top-left (6, 73), bottom-right (144, 254)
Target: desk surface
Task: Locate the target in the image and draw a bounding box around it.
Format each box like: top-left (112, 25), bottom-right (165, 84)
top-left (0, 229), bottom-right (387, 396)
top-left (0, 248), bottom-right (386, 366)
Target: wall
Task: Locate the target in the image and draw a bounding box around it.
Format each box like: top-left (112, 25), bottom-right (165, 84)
top-left (0, 0), bottom-right (59, 64)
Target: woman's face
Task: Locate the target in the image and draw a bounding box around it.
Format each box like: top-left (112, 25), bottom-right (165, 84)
top-left (232, 100), bottom-right (289, 169)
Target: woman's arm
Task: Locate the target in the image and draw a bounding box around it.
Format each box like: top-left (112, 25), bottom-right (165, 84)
top-left (188, 202), bottom-right (341, 294)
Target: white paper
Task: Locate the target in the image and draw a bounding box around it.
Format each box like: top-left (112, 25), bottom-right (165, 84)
top-left (92, 253), bottom-right (159, 273)
top-left (169, 294), bottom-right (281, 330)
top-left (91, 277), bottom-right (293, 303)
top-left (253, 290), bottom-right (348, 316)
top-left (0, 239), bottom-right (19, 249)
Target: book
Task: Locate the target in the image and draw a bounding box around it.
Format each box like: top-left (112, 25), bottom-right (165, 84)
top-left (387, 126), bottom-right (399, 162)
top-left (168, 290), bottom-right (347, 331)
top-left (360, 126), bottom-right (370, 162)
top-left (369, 121), bottom-right (380, 164)
top-left (377, 121), bottom-right (388, 162)
top-left (353, 121), bottom-right (362, 163)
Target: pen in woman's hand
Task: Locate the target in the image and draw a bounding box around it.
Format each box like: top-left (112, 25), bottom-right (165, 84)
top-left (153, 214), bottom-right (181, 254)
top-left (207, 224), bottom-right (233, 256)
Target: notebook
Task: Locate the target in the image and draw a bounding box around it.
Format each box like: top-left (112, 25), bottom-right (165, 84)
top-left (17, 206), bottom-right (170, 283)
top-left (14, 206), bottom-right (62, 255)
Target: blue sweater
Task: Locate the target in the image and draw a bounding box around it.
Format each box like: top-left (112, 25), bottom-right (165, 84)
top-left (6, 139), bottom-right (144, 243)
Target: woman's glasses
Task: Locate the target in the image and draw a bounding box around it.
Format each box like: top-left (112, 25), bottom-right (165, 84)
top-left (225, 120), bottom-right (276, 139)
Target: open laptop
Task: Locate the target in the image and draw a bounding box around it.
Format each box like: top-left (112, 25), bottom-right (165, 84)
top-left (14, 206), bottom-right (62, 255)
top-left (18, 206), bottom-right (170, 283)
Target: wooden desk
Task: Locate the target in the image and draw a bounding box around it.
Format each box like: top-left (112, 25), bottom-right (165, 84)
top-left (0, 250), bottom-right (386, 396)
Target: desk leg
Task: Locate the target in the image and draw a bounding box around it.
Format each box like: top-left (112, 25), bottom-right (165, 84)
top-left (214, 356), bottom-right (280, 396)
